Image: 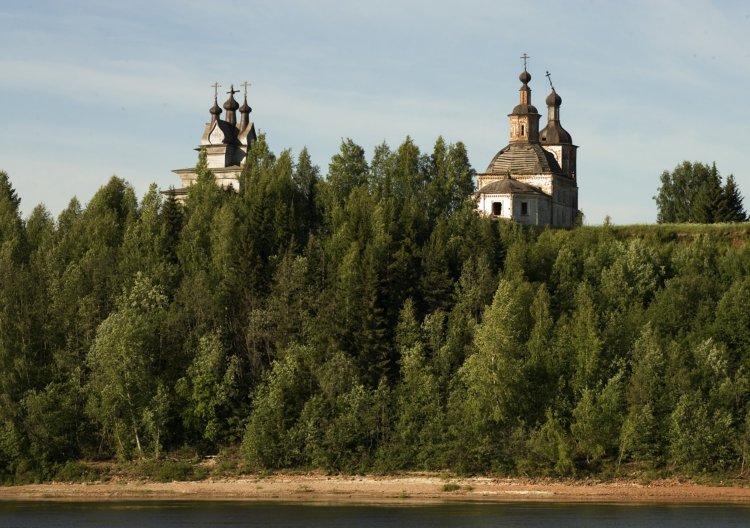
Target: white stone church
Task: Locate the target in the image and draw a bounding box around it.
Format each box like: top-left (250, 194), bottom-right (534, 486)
top-left (474, 63), bottom-right (579, 227)
top-left (169, 63), bottom-right (579, 227)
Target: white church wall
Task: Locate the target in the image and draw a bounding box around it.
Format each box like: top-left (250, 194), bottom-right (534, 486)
top-left (542, 145), bottom-right (562, 168)
top-left (512, 195), bottom-right (549, 226)
top-left (515, 174), bottom-right (552, 196)
top-left (477, 194), bottom-right (512, 218)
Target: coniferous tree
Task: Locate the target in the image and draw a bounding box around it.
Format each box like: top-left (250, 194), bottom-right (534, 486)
top-left (0, 172), bottom-right (31, 479)
top-left (325, 139), bottom-right (368, 207)
top-left (692, 162), bottom-right (725, 223)
top-left (722, 174), bottom-right (747, 222)
top-left (293, 147), bottom-right (320, 239)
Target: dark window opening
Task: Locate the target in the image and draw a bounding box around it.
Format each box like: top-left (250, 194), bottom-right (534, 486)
top-left (492, 202), bottom-right (502, 216)
top-left (521, 202), bottom-right (529, 215)
top-left (521, 124), bottom-right (525, 136)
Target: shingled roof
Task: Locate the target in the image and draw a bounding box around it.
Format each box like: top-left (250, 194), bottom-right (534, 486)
top-left (476, 177), bottom-right (547, 196)
top-left (483, 143), bottom-right (562, 175)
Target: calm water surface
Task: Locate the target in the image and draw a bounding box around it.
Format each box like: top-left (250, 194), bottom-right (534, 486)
top-left (0, 501), bottom-right (748, 527)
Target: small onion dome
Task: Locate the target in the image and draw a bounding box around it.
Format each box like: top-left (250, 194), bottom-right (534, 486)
top-left (209, 99), bottom-right (222, 116)
top-left (239, 99), bottom-right (252, 114)
top-left (546, 89), bottom-right (562, 107)
top-left (223, 95), bottom-right (239, 112)
top-left (519, 70), bottom-right (531, 84)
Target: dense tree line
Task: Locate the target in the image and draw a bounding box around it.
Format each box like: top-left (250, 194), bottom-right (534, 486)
top-left (2, 139), bottom-right (750, 483)
top-left (655, 161), bottom-right (746, 223)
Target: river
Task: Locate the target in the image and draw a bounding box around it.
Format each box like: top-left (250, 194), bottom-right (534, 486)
top-left (1, 501), bottom-right (748, 527)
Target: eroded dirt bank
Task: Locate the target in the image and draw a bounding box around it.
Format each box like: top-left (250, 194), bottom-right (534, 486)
top-left (2, 475), bottom-right (750, 504)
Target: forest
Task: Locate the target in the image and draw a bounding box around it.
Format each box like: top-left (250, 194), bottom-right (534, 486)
top-left (2, 134), bottom-right (750, 483)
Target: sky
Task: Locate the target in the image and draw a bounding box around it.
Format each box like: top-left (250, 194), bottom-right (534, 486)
top-left (1, 0), bottom-right (749, 225)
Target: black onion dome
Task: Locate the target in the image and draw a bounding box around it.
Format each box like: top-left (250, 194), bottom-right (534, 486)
top-left (519, 70), bottom-right (531, 84)
top-left (239, 99), bottom-right (251, 114)
top-left (209, 100), bottom-right (222, 116)
top-left (546, 89), bottom-right (562, 107)
top-left (223, 85), bottom-right (240, 111)
top-left (223, 96), bottom-right (239, 111)
top-left (539, 121), bottom-right (572, 144)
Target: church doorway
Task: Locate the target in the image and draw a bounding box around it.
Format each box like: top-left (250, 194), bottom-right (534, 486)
top-left (492, 202), bottom-right (502, 216)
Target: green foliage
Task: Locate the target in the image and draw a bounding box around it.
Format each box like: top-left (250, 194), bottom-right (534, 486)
top-left (380, 343), bottom-right (444, 470)
top-left (176, 331), bottom-right (242, 450)
top-left (134, 458), bottom-right (208, 482)
top-left (53, 460), bottom-right (101, 482)
top-left (722, 175), bottom-right (747, 222)
top-left (4, 142), bottom-right (750, 483)
top-left (668, 392), bottom-right (735, 473)
top-left (85, 273), bottom-right (169, 459)
top-left (570, 371), bottom-right (625, 467)
top-left (526, 409), bottom-right (574, 476)
top-left (618, 325), bottom-right (668, 467)
top-left (655, 161), bottom-right (747, 223)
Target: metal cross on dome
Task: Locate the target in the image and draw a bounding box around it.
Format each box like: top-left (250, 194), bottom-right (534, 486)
top-left (227, 84), bottom-right (239, 96)
top-left (545, 70), bottom-right (555, 90)
top-left (241, 81), bottom-right (251, 97)
top-left (211, 82), bottom-right (221, 99)
top-left (521, 53), bottom-right (530, 70)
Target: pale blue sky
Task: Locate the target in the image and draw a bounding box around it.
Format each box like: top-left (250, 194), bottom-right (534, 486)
top-left (1, 0), bottom-right (749, 224)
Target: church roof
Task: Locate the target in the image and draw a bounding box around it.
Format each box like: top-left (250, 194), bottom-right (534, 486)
top-left (511, 103), bottom-right (539, 115)
top-left (476, 177), bottom-right (547, 196)
top-left (484, 143), bottom-right (562, 175)
top-left (540, 121), bottom-right (572, 144)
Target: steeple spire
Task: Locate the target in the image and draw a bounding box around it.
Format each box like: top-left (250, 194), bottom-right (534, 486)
top-left (238, 81), bottom-right (252, 131)
top-left (209, 82), bottom-right (222, 123)
top-left (518, 53), bottom-right (532, 107)
top-left (508, 53), bottom-right (540, 143)
top-left (543, 71), bottom-right (563, 124)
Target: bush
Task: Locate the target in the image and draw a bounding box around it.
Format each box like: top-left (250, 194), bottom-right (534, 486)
top-left (134, 459), bottom-right (208, 482)
top-left (54, 461), bottom-right (100, 483)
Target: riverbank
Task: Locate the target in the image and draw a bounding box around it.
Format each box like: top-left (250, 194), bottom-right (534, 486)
top-left (2, 475), bottom-right (750, 504)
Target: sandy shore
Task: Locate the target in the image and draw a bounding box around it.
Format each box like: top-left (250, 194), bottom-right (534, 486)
top-left (2, 475), bottom-right (750, 504)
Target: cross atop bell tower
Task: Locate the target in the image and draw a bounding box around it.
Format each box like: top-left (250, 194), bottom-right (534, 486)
top-left (508, 54), bottom-right (540, 143)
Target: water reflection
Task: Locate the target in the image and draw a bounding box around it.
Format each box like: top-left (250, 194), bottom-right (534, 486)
top-left (0, 501), bottom-right (748, 527)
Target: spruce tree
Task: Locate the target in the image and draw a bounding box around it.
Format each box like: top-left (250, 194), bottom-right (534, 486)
top-left (722, 174), bottom-right (747, 222)
top-left (326, 139), bottom-right (368, 206)
top-left (692, 162), bottom-right (724, 223)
